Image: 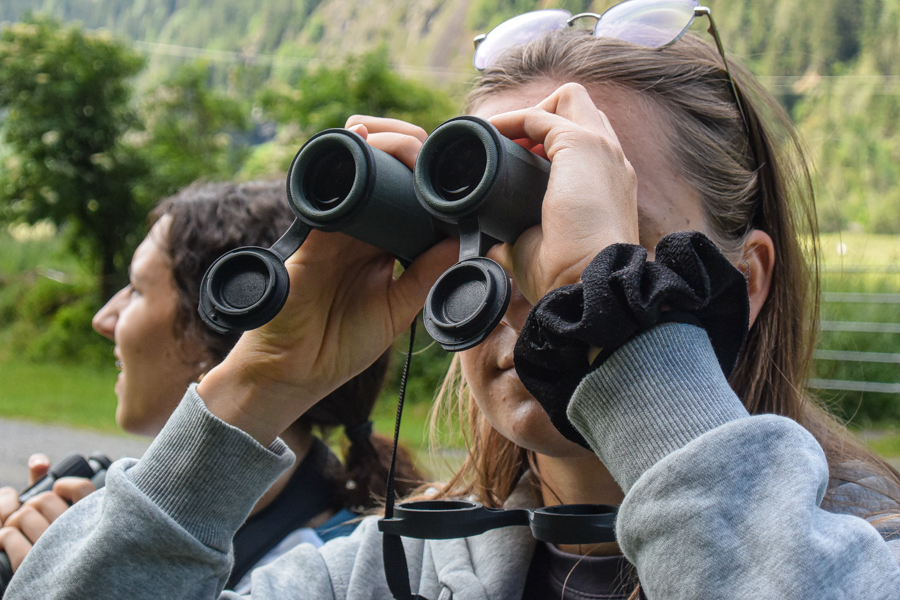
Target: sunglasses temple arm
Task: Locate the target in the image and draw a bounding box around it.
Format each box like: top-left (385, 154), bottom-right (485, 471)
top-left (696, 7), bottom-right (751, 136)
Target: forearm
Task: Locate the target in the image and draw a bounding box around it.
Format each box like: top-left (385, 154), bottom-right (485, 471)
top-left (7, 386), bottom-right (294, 600)
top-left (569, 323), bottom-right (900, 598)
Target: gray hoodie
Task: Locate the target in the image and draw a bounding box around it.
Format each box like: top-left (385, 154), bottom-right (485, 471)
top-left (7, 324), bottom-right (900, 599)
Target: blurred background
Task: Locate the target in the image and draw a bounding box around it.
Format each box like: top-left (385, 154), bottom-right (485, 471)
top-left (0, 0), bottom-right (897, 480)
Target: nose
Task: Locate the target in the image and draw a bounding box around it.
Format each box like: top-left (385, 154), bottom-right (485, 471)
top-left (92, 288), bottom-right (126, 340)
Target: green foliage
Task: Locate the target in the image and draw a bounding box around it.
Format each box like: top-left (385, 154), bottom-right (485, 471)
top-left (0, 15), bottom-right (149, 300)
top-left (468, 0), bottom-right (598, 32)
top-left (138, 62), bottom-right (250, 198)
top-left (0, 272), bottom-right (111, 366)
top-left (259, 48), bottom-right (456, 133)
top-left (243, 48), bottom-right (457, 178)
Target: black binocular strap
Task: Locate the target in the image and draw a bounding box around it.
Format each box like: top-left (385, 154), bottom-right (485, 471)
top-left (383, 317), bottom-right (429, 600)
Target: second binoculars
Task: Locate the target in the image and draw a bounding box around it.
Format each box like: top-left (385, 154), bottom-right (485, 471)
top-left (199, 116), bottom-right (550, 351)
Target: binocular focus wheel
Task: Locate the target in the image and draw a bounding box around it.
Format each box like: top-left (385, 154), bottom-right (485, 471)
top-left (198, 247), bottom-right (290, 335)
top-left (424, 257), bottom-right (511, 352)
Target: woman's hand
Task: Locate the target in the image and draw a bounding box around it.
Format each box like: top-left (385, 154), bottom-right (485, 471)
top-left (487, 83), bottom-right (640, 305)
top-left (0, 477), bottom-right (95, 572)
top-left (199, 116), bottom-right (458, 445)
top-left (0, 453), bottom-right (52, 524)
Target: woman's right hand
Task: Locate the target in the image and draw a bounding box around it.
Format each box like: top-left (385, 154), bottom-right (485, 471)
top-left (199, 117), bottom-right (459, 446)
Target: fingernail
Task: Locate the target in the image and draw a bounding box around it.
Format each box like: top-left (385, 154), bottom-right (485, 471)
top-left (28, 455), bottom-right (49, 467)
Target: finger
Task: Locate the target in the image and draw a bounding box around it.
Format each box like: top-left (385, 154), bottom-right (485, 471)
top-left (0, 527), bottom-right (32, 572)
top-left (0, 487), bottom-right (20, 524)
top-left (4, 506), bottom-right (50, 545)
top-left (536, 82), bottom-right (613, 134)
top-left (344, 116), bottom-right (428, 142)
top-left (52, 477), bottom-right (97, 504)
top-left (389, 238), bottom-right (460, 336)
top-left (365, 132), bottom-right (422, 171)
top-left (27, 454), bottom-right (50, 487)
top-left (507, 226), bottom-right (547, 305)
top-left (489, 108), bottom-right (597, 161)
top-left (347, 123), bottom-right (368, 140)
top-left (24, 491), bottom-right (69, 523)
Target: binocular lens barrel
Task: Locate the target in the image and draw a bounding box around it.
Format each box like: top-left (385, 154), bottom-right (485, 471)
top-left (288, 129), bottom-right (446, 263)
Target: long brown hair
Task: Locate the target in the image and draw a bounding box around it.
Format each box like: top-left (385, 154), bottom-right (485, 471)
top-left (431, 31), bottom-right (900, 510)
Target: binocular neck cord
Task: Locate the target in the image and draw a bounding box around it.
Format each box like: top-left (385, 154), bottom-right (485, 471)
top-left (383, 316), bottom-right (428, 600)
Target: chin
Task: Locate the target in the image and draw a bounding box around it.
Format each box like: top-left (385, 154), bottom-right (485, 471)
top-left (482, 390), bottom-right (594, 459)
top-left (115, 403), bottom-right (155, 437)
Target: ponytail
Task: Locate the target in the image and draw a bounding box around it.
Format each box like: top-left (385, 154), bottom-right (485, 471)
top-left (294, 351), bottom-right (425, 511)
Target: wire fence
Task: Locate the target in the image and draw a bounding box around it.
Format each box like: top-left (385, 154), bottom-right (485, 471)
top-left (811, 286), bottom-right (900, 398)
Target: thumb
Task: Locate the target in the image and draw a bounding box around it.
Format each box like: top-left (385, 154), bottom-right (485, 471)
top-left (27, 454), bottom-right (50, 487)
top-left (389, 238), bottom-right (459, 336)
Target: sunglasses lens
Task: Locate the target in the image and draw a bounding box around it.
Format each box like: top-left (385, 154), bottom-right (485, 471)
top-left (474, 9), bottom-right (571, 70)
top-left (594, 0), bottom-right (698, 48)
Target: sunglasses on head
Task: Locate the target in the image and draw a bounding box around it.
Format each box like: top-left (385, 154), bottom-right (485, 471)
top-left (472, 0), bottom-right (750, 134)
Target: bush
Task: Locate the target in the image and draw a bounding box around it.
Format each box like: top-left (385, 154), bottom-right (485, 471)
top-left (0, 272), bottom-right (111, 367)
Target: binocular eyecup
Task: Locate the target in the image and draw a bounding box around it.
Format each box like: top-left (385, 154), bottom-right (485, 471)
top-left (198, 128), bottom-right (447, 335)
top-left (415, 116), bottom-right (550, 351)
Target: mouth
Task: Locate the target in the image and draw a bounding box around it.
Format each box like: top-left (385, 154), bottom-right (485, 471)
top-left (114, 349), bottom-right (123, 371)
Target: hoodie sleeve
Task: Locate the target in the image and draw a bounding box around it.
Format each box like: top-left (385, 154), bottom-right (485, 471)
top-left (567, 322), bottom-right (900, 599)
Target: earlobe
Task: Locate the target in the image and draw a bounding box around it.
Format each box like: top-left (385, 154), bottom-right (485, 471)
top-left (741, 230), bottom-right (775, 328)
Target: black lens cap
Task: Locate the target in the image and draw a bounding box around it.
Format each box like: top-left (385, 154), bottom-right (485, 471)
top-left (529, 504), bottom-right (618, 545)
top-left (423, 257), bottom-right (510, 352)
top-left (198, 247), bottom-right (290, 334)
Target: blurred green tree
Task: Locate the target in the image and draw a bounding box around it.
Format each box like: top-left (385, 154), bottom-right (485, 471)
top-left (138, 62), bottom-right (250, 199)
top-left (242, 47), bottom-right (457, 178)
top-left (259, 47), bottom-right (456, 133)
top-left (0, 15), bottom-right (148, 301)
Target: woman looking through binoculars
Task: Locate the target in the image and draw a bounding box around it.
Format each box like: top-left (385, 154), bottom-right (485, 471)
top-left (0, 181), bottom-right (422, 593)
top-left (7, 2), bottom-right (900, 598)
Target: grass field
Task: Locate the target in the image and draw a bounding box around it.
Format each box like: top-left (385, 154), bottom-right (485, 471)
top-left (0, 359), bottom-right (120, 432)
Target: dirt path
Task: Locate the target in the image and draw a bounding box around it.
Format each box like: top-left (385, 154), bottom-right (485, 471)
top-left (0, 418), bottom-right (150, 490)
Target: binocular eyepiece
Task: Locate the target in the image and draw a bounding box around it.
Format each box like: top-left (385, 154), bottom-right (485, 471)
top-left (198, 128), bottom-right (448, 335)
top-left (198, 116), bottom-right (551, 351)
top-left (414, 116), bottom-right (550, 350)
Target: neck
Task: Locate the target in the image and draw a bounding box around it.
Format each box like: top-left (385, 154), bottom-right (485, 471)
top-left (535, 452), bottom-right (625, 556)
top-left (250, 424), bottom-right (315, 516)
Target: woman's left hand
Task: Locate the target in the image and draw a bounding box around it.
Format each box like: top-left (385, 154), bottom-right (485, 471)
top-left (487, 82), bottom-right (640, 305)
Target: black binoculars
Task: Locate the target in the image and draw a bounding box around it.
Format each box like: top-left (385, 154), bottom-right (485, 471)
top-left (0, 452), bottom-right (111, 594)
top-left (199, 115), bottom-right (550, 351)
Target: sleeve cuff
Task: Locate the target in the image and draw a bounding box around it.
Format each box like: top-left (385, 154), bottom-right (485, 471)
top-left (568, 323), bottom-right (749, 492)
top-left (129, 384), bottom-right (295, 551)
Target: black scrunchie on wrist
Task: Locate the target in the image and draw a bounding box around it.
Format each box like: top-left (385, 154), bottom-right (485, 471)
top-left (513, 231), bottom-right (750, 449)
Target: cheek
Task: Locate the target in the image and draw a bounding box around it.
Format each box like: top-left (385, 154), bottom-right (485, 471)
top-left (117, 301), bottom-right (180, 366)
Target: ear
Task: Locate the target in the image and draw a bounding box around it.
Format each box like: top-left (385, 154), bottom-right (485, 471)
top-left (741, 230), bottom-right (775, 328)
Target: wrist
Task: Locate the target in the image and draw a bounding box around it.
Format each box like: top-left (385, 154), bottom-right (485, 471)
top-left (197, 346), bottom-right (315, 446)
